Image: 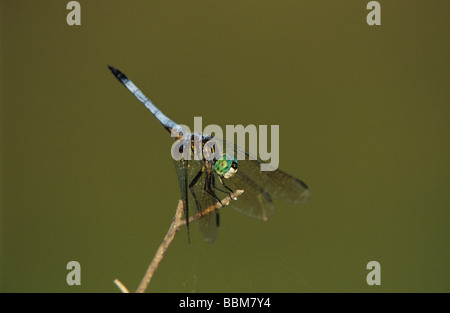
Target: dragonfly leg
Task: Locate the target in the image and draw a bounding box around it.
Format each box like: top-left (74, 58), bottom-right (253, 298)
top-left (217, 176), bottom-right (240, 200)
top-left (212, 175), bottom-right (234, 198)
top-left (204, 172), bottom-right (223, 206)
top-left (218, 176), bottom-right (234, 193)
top-left (180, 159), bottom-right (191, 243)
top-left (205, 172), bottom-right (222, 227)
top-left (188, 167), bottom-right (205, 215)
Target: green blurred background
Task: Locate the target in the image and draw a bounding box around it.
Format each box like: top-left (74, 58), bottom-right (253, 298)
top-left (1, 1), bottom-right (449, 292)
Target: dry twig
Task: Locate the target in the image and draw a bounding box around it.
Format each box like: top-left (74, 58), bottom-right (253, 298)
top-left (113, 278), bottom-right (130, 293)
top-left (114, 190), bottom-right (244, 293)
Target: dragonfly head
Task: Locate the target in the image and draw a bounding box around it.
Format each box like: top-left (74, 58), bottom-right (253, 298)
top-left (214, 154), bottom-right (238, 179)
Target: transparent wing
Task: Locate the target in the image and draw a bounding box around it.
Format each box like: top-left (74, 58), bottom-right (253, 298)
top-left (218, 138), bottom-right (310, 200)
top-left (237, 159), bottom-right (310, 204)
top-left (174, 158), bottom-right (219, 243)
top-left (215, 168), bottom-right (275, 221)
top-left (206, 138), bottom-right (310, 220)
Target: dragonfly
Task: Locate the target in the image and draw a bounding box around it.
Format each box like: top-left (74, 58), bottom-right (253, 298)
top-left (108, 65), bottom-right (310, 243)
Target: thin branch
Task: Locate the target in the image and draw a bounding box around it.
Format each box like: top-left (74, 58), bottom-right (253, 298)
top-left (134, 200), bottom-right (184, 293)
top-left (113, 278), bottom-right (130, 293)
top-left (134, 189), bottom-right (244, 293)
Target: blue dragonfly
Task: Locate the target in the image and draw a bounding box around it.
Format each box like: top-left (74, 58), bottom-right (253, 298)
top-left (108, 66), bottom-right (310, 242)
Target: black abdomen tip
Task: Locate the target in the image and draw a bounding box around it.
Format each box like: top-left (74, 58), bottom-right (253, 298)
top-left (107, 65), bottom-right (129, 84)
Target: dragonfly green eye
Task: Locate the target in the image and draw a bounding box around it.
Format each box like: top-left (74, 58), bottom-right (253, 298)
top-left (214, 155), bottom-right (238, 179)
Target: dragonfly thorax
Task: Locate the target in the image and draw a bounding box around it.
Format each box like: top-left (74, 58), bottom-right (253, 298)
top-left (214, 154), bottom-right (238, 179)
